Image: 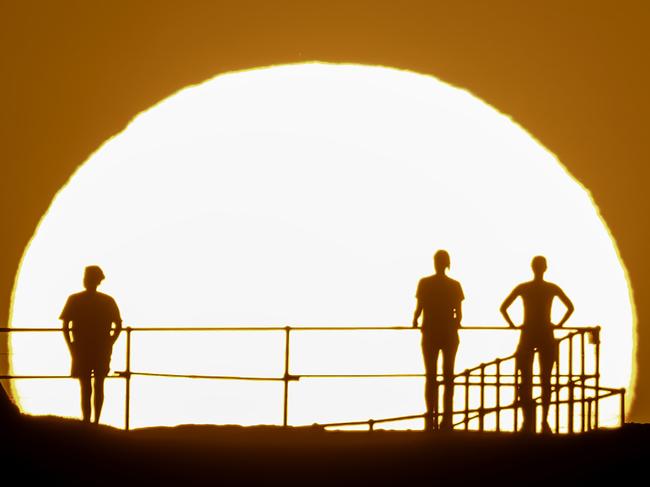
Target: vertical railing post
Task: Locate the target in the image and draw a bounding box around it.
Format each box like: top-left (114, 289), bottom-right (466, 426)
top-left (495, 359), bottom-right (501, 433)
top-left (620, 389), bottom-right (626, 427)
top-left (555, 339), bottom-right (561, 434)
top-left (283, 326), bottom-right (291, 427)
top-left (594, 327), bottom-right (601, 429)
top-left (568, 333), bottom-right (574, 434)
top-left (514, 365), bottom-right (519, 433)
top-left (464, 370), bottom-right (470, 431)
top-left (432, 374), bottom-right (437, 431)
top-left (479, 364), bottom-right (485, 432)
top-left (580, 331), bottom-right (586, 433)
top-left (124, 326), bottom-right (132, 431)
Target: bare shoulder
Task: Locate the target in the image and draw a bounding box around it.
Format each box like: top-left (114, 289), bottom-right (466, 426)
top-left (512, 282), bottom-right (528, 294)
top-left (546, 281), bottom-right (564, 294)
top-left (551, 283), bottom-right (571, 300)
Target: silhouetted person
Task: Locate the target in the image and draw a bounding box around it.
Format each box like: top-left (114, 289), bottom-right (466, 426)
top-left (60, 266), bottom-right (122, 424)
top-left (500, 256), bottom-right (574, 433)
top-left (413, 250), bottom-right (464, 431)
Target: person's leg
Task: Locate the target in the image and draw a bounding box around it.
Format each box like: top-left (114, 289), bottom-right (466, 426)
top-left (79, 375), bottom-right (92, 422)
top-left (93, 375), bottom-right (106, 424)
top-left (538, 337), bottom-right (558, 433)
top-left (422, 341), bottom-right (440, 431)
top-left (516, 341), bottom-right (535, 432)
top-left (440, 338), bottom-right (459, 429)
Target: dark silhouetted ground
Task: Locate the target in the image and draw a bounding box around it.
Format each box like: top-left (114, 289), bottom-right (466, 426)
top-left (1, 391), bottom-right (647, 486)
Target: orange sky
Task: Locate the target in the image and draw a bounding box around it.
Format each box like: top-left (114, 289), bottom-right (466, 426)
top-left (2, 0), bottom-right (649, 421)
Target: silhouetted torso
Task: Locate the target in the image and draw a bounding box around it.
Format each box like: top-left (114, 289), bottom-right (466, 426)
top-left (416, 274), bottom-right (464, 339)
top-left (60, 291), bottom-right (121, 352)
top-left (513, 280), bottom-right (563, 331)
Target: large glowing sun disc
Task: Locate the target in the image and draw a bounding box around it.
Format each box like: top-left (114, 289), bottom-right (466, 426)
top-left (10, 63), bottom-right (634, 428)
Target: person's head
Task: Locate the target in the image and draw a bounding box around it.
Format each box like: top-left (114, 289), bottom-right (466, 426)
top-left (531, 255), bottom-right (547, 279)
top-left (434, 250), bottom-right (451, 274)
top-left (83, 265), bottom-right (105, 291)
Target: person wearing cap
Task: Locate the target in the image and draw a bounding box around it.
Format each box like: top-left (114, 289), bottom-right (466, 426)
top-left (500, 256), bottom-right (574, 433)
top-left (413, 250), bottom-right (464, 431)
top-left (60, 266), bottom-right (122, 424)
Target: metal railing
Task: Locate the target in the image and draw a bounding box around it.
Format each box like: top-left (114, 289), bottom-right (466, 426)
top-left (426, 327), bottom-right (623, 434)
top-left (1, 325), bottom-right (625, 433)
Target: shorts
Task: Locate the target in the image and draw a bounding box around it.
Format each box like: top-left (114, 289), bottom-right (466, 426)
top-left (421, 331), bottom-right (459, 351)
top-left (70, 342), bottom-right (112, 378)
top-left (516, 330), bottom-right (557, 362)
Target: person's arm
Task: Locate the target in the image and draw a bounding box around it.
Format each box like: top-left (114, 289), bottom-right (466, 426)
top-left (111, 319), bottom-right (123, 344)
top-left (554, 287), bottom-right (574, 328)
top-left (60, 297), bottom-right (73, 351)
top-left (455, 283), bottom-right (464, 328)
top-left (500, 287), bottom-right (520, 328)
top-left (110, 300), bottom-right (123, 344)
top-left (413, 300), bottom-right (423, 328)
top-left (413, 281), bottom-right (423, 328)
top-left (62, 319), bottom-right (73, 350)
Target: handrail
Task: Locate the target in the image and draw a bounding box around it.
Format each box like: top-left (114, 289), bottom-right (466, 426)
top-left (459, 327), bottom-right (595, 375)
top-left (320, 384), bottom-right (626, 432)
top-left (124, 371), bottom-right (282, 381)
top-left (1, 324), bottom-right (620, 433)
top-left (0, 324), bottom-right (601, 332)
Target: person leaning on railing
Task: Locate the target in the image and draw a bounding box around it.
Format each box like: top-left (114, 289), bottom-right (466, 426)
top-left (413, 250), bottom-right (464, 431)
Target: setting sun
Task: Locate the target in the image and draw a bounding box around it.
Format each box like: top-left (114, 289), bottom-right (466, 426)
top-left (9, 63), bottom-right (634, 429)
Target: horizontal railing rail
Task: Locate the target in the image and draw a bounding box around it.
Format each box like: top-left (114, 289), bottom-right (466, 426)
top-left (1, 324), bottom-right (622, 433)
top-left (0, 325), bottom-right (600, 332)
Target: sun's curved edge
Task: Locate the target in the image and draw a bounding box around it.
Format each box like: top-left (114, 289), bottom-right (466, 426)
top-left (471, 101), bottom-right (639, 406)
top-left (7, 60), bottom-right (637, 412)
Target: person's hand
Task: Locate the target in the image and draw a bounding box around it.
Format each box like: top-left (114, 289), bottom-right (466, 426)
top-left (508, 322), bottom-right (517, 329)
top-left (412, 318), bottom-right (419, 328)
